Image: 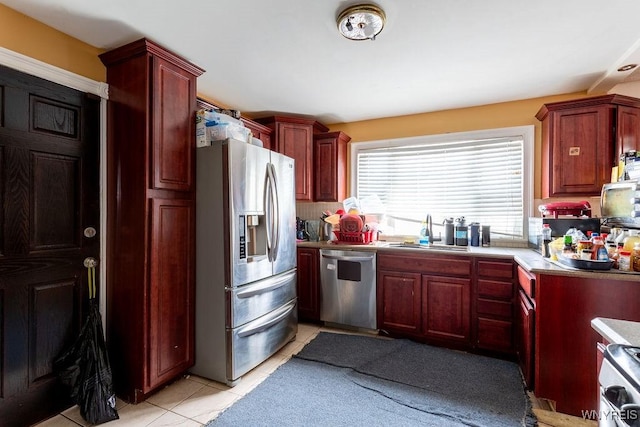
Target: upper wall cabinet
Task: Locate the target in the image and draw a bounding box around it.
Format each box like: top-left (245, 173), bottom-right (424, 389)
top-left (255, 116), bottom-right (329, 201)
top-left (536, 94), bottom-right (640, 198)
top-left (314, 131), bottom-right (351, 202)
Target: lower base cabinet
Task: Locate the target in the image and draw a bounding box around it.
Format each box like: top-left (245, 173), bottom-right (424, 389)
top-left (475, 259), bottom-right (516, 354)
top-left (377, 271), bottom-right (422, 334)
top-left (377, 252), bottom-right (473, 348)
top-left (422, 275), bottom-right (471, 344)
top-left (296, 247), bottom-right (320, 322)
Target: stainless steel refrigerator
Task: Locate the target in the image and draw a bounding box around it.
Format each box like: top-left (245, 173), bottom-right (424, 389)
top-left (192, 138), bottom-right (297, 386)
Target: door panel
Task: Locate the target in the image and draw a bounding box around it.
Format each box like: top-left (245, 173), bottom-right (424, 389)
top-left (0, 64), bottom-right (100, 426)
top-left (149, 198), bottom-right (194, 388)
top-left (32, 153), bottom-right (79, 251)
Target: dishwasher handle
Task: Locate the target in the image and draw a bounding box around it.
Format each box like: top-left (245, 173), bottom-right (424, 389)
top-left (321, 253), bottom-right (375, 262)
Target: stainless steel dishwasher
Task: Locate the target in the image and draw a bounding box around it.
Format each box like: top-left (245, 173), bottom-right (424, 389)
top-left (319, 249), bottom-right (377, 330)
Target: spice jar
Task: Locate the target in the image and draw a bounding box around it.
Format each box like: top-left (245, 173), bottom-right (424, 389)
top-left (619, 250), bottom-right (632, 272)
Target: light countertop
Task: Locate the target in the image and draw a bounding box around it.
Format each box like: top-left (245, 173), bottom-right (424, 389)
top-left (591, 318), bottom-right (640, 345)
top-left (297, 240), bottom-right (640, 282)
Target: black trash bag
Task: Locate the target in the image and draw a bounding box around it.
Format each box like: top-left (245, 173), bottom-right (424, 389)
top-left (55, 300), bottom-right (119, 425)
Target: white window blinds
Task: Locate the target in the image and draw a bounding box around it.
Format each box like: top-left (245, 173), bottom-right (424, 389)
top-left (355, 133), bottom-right (528, 240)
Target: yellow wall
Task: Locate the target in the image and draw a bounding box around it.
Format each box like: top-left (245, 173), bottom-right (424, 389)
top-left (327, 92), bottom-right (594, 199)
top-left (0, 4), bottom-right (104, 81)
top-left (0, 4), bottom-right (601, 199)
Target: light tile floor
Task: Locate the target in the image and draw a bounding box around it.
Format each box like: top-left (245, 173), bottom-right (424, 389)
top-left (36, 323), bottom-right (593, 427)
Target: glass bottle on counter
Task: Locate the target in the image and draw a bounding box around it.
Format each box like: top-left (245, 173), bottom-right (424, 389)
top-left (633, 243), bottom-right (640, 272)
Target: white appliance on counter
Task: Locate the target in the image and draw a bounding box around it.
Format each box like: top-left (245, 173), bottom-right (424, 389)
top-left (192, 138), bottom-right (297, 386)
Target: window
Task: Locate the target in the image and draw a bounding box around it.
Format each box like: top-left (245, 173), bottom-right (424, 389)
top-left (351, 126), bottom-right (534, 243)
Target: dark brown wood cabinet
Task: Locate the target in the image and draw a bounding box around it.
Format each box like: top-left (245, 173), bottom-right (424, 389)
top-left (100, 38), bottom-right (204, 403)
top-left (242, 118), bottom-right (272, 150)
top-left (377, 270), bottom-right (422, 334)
top-left (255, 116), bottom-right (328, 201)
top-left (422, 275), bottom-right (471, 344)
top-left (296, 247), bottom-right (321, 321)
top-left (531, 271), bottom-right (640, 417)
top-left (536, 94), bottom-right (640, 198)
top-left (377, 251), bottom-right (472, 347)
top-left (475, 259), bottom-right (515, 354)
top-left (314, 131), bottom-right (351, 202)
top-left (516, 266), bottom-right (535, 390)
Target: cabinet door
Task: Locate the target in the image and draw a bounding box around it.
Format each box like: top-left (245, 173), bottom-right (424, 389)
top-left (152, 56), bottom-right (196, 192)
top-left (616, 105), bottom-right (640, 157)
top-left (314, 132), bottom-right (349, 202)
top-left (421, 275), bottom-right (471, 343)
top-left (548, 106), bottom-right (613, 196)
top-left (517, 290), bottom-right (534, 389)
top-left (296, 248), bottom-right (320, 321)
top-left (377, 270), bottom-right (421, 334)
top-left (277, 122), bottom-right (313, 200)
top-left (149, 198), bottom-right (195, 389)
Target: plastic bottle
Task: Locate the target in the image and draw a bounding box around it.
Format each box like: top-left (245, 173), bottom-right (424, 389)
top-left (419, 221), bottom-right (430, 246)
top-left (541, 224), bottom-right (552, 258)
top-left (623, 230), bottom-right (640, 252)
top-left (616, 229), bottom-right (630, 247)
top-left (591, 233), bottom-right (606, 261)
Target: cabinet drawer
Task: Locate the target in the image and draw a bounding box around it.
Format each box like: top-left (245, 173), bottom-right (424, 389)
top-left (477, 279), bottom-right (513, 300)
top-left (477, 317), bottom-right (513, 352)
top-left (477, 298), bottom-right (513, 319)
top-left (378, 253), bottom-right (472, 276)
top-left (517, 266), bottom-right (535, 299)
top-left (477, 260), bottom-right (514, 280)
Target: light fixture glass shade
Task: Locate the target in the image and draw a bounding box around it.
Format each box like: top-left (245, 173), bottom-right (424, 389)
top-left (337, 4), bottom-right (386, 41)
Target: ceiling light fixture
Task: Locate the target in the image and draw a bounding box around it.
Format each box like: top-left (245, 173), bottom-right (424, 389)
top-left (337, 4), bottom-right (386, 41)
top-left (618, 64), bottom-right (638, 72)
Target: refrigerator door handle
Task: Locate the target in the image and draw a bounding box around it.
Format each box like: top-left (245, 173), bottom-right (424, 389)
top-left (236, 299), bottom-right (296, 337)
top-left (268, 163), bottom-right (280, 262)
top-left (236, 271), bottom-right (296, 299)
top-left (264, 165), bottom-right (273, 261)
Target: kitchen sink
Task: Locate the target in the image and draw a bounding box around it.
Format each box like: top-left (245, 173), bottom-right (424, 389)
top-left (382, 242), bottom-right (469, 252)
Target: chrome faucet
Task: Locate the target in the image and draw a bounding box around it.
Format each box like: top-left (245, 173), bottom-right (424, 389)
top-left (425, 214), bottom-right (433, 243)
top-left (425, 214), bottom-right (442, 242)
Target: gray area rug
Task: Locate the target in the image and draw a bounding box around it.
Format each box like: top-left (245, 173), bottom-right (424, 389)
top-left (208, 332), bottom-right (537, 426)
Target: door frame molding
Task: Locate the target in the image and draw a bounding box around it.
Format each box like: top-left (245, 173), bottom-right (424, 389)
top-left (0, 46), bottom-right (109, 320)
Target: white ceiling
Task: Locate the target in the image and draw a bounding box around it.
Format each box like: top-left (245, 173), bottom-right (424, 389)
top-left (4, 0), bottom-right (640, 124)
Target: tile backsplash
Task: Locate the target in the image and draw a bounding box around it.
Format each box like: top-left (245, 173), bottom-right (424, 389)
top-left (296, 201), bottom-right (342, 221)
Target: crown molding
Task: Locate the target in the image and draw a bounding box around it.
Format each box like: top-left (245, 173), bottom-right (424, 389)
top-left (0, 46), bottom-right (108, 98)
